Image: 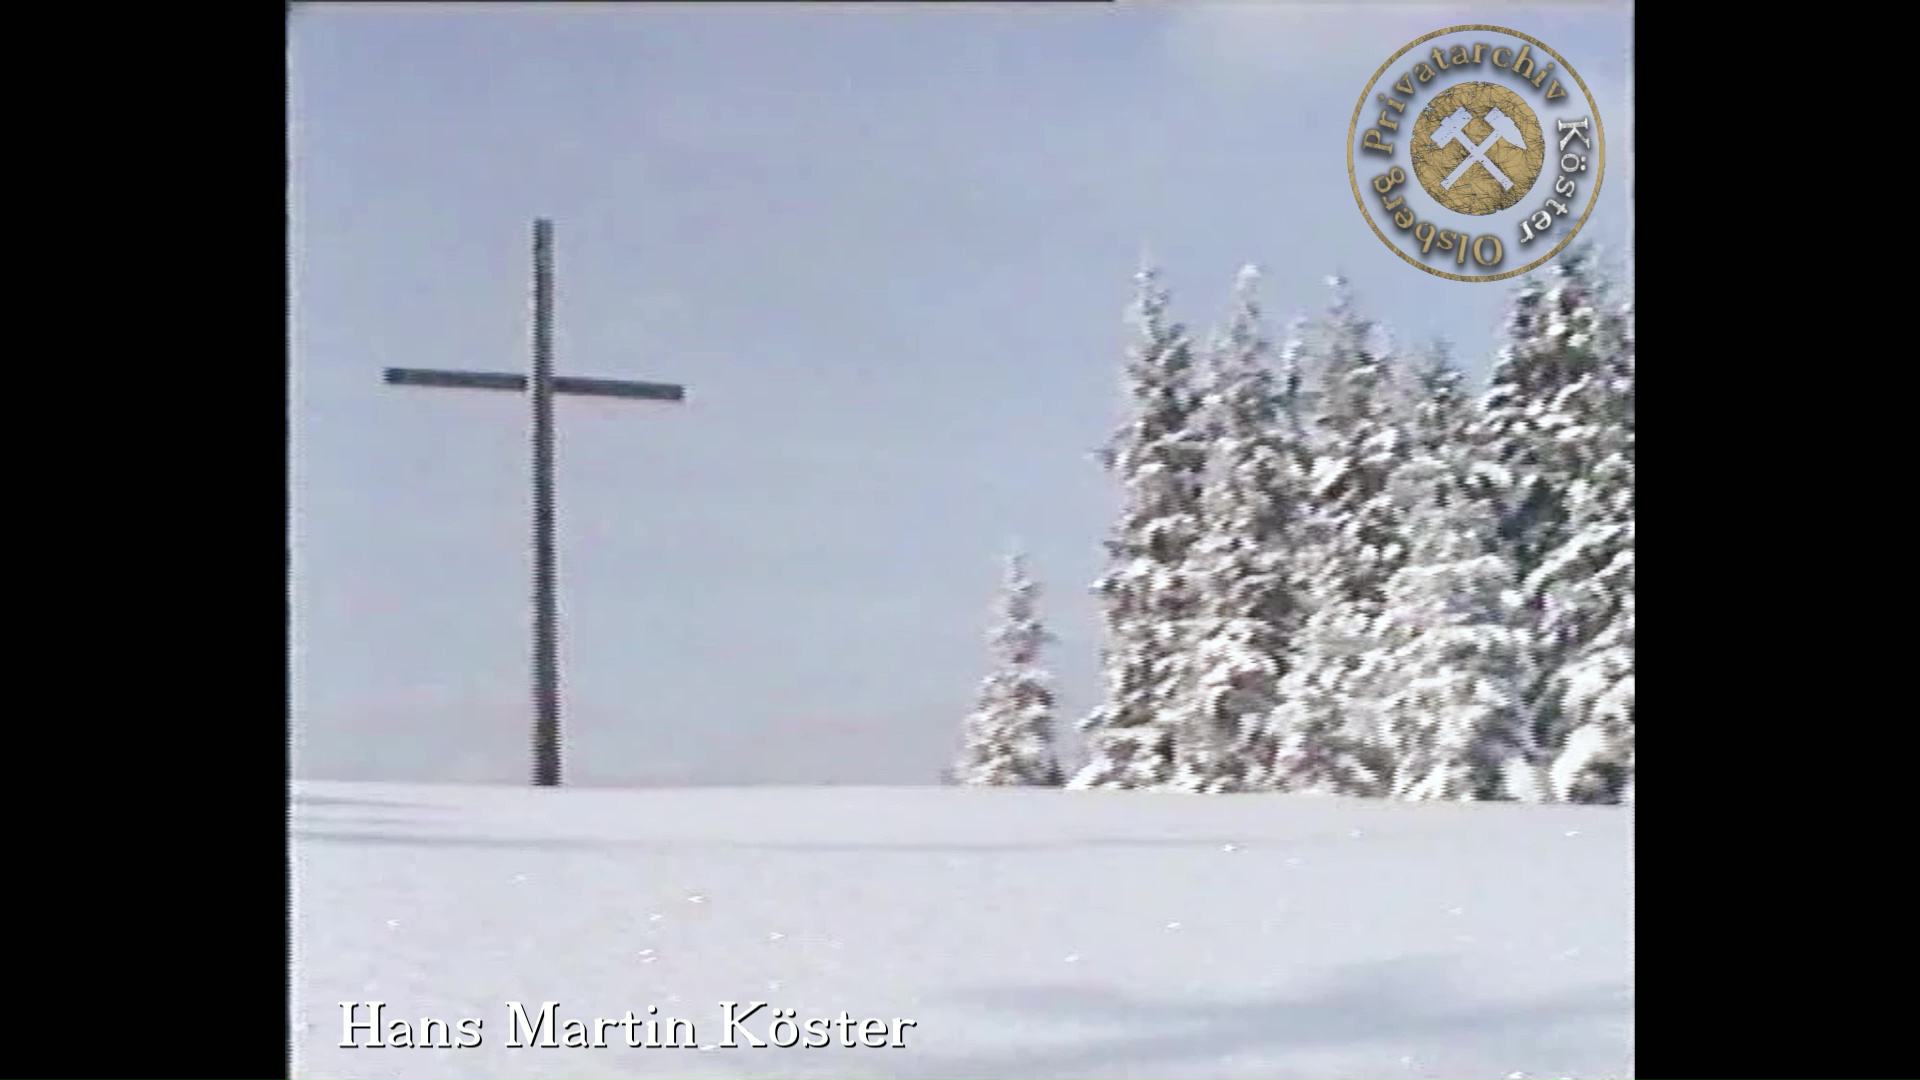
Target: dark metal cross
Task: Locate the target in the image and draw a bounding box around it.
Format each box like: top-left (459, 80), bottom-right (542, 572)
top-left (383, 218), bottom-right (686, 787)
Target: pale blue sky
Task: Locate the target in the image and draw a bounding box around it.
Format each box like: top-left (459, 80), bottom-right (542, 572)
top-left (290, 2), bottom-right (1630, 786)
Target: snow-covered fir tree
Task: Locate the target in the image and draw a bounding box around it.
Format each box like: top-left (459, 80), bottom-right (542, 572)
top-left (1295, 275), bottom-right (1412, 612)
top-left (1265, 600), bottom-right (1395, 796)
top-left (1049, 258), bottom-right (1632, 804)
top-left (1481, 254), bottom-right (1616, 577)
top-left (1407, 340), bottom-right (1475, 458)
top-left (1073, 266), bottom-right (1209, 791)
top-left (1480, 251), bottom-right (1635, 800)
top-left (1262, 277), bottom-right (1410, 795)
top-left (1167, 266), bottom-right (1311, 793)
top-left (1404, 338), bottom-right (1517, 601)
top-left (1536, 295), bottom-right (1634, 803)
top-left (951, 550), bottom-right (1065, 787)
top-left (1371, 452), bottom-right (1542, 801)
top-left (1544, 463), bottom-right (1633, 804)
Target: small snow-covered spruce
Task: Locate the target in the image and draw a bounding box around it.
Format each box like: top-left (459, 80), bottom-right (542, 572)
top-left (1073, 265), bottom-right (1209, 791)
top-left (1169, 266), bottom-right (1311, 793)
top-left (951, 551), bottom-right (1064, 787)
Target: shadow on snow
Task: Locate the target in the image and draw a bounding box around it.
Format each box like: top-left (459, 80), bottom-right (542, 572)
top-left (876, 955), bottom-right (1631, 1079)
top-left (289, 829), bottom-right (1362, 856)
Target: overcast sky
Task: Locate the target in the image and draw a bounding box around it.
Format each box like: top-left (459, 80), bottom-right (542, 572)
top-left (290, 2), bottom-right (1631, 786)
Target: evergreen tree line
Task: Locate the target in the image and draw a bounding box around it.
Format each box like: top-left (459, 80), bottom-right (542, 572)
top-left (951, 253), bottom-right (1633, 805)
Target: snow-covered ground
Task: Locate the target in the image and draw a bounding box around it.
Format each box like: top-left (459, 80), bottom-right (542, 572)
top-left (292, 781), bottom-right (1632, 1079)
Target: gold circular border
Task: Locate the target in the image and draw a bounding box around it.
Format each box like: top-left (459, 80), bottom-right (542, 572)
top-left (1346, 24), bottom-right (1606, 283)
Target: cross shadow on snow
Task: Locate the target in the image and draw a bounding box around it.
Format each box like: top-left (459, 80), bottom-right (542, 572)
top-left (289, 793), bottom-right (433, 812)
top-left (292, 816), bottom-right (423, 832)
top-left (872, 954), bottom-right (1632, 1080)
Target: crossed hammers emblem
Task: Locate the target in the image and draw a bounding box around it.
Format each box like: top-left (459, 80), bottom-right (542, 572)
top-left (1430, 105), bottom-right (1526, 191)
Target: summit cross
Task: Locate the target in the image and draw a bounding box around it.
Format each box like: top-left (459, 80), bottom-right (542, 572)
top-left (383, 218), bottom-right (686, 787)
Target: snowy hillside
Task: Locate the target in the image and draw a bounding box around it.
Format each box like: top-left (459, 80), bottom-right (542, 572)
top-left (292, 781), bottom-right (1632, 1079)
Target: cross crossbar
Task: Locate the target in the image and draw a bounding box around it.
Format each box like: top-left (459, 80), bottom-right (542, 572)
top-left (384, 366), bottom-right (686, 401)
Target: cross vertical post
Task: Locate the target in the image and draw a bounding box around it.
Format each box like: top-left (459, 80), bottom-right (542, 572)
top-left (530, 218), bottom-right (560, 787)
top-left (382, 218), bottom-right (689, 787)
